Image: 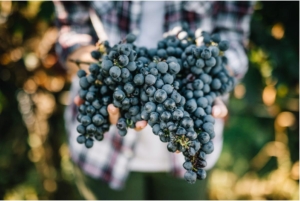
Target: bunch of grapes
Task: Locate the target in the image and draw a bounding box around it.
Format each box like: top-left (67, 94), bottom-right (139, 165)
top-left (74, 25), bottom-right (236, 184)
top-left (175, 36), bottom-right (233, 182)
top-left (75, 64), bottom-right (112, 148)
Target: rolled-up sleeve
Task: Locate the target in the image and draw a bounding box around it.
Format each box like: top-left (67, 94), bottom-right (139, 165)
top-left (212, 1), bottom-right (255, 80)
top-left (53, 1), bottom-right (97, 67)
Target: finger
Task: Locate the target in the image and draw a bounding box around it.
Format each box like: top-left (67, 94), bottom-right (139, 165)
top-left (135, 120), bottom-right (147, 131)
top-left (218, 102), bottom-right (228, 118)
top-left (212, 105), bottom-right (227, 118)
top-left (107, 104), bottom-right (120, 124)
top-left (74, 95), bottom-right (84, 106)
top-left (212, 98), bottom-right (228, 118)
top-left (175, 150), bottom-right (181, 154)
top-left (212, 104), bottom-right (222, 117)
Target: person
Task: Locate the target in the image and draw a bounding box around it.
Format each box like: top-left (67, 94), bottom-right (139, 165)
top-left (53, 1), bottom-right (254, 200)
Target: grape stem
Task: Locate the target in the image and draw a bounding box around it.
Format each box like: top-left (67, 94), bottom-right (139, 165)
top-left (68, 59), bottom-right (99, 68)
top-left (176, 136), bottom-right (190, 149)
top-left (126, 119), bottom-right (133, 127)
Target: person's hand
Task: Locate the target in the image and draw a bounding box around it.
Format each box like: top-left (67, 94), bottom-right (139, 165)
top-left (74, 95), bottom-right (148, 131)
top-left (69, 46), bottom-right (148, 131)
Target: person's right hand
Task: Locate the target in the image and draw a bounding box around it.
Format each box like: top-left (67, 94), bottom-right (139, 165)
top-left (74, 95), bottom-right (148, 131)
top-left (69, 46), bottom-right (148, 132)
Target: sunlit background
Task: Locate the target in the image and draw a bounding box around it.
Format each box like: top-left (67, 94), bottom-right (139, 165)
top-left (0, 1), bottom-right (298, 200)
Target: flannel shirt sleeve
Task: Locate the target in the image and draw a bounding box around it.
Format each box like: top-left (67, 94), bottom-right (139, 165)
top-left (212, 1), bottom-right (255, 81)
top-left (53, 1), bottom-right (97, 67)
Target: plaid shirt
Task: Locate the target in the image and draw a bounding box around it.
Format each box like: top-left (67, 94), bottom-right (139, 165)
top-left (54, 1), bottom-right (254, 190)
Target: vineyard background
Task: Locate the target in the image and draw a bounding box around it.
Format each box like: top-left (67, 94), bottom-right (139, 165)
top-left (0, 1), bottom-right (298, 200)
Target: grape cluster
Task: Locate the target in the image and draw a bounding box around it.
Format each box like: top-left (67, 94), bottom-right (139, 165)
top-left (76, 64), bottom-right (111, 148)
top-left (171, 32), bottom-right (235, 182)
top-left (74, 25), bottom-right (236, 184)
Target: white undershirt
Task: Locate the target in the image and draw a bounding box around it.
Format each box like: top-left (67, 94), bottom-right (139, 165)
top-left (128, 1), bottom-right (172, 172)
top-left (134, 1), bottom-right (165, 48)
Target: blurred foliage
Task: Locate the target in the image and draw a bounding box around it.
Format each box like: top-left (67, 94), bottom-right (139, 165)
top-left (0, 1), bottom-right (298, 200)
top-left (209, 1), bottom-right (299, 200)
top-left (0, 1), bottom-right (81, 199)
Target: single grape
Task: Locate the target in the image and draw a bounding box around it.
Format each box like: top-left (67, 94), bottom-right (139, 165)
top-left (163, 98), bottom-right (176, 111)
top-left (92, 114), bottom-right (105, 126)
top-left (117, 118), bottom-right (127, 130)
top-left (157, 62), bottom-right (168, 74)
top-left (77, 135), bottom-right (86, 144)
top-left (163, 73), bottom-right (174, 84)
top-left (145, 86), bottom-right (156, 97)
top-left (85, 138), bottom-right (94, 148)
top-left (195, 58), bottom-right (205, 68)
top-left (86, 124), bottom-right (97, 134)
top-left (184, 170), bottom-right (197, 184)
top-left (202, 122), bottom-right (214, 136)
top-left (155, 79), bottom-right (164, 89)
top-left (218, 40), bottom-right (229, 51)
top-left (145, 102), bottom-right (156, 113)
top-left (160, 111), bottom-right (172, 122)
top-left (109, 66), bottom-right (121, 78)
top-left (154, 89), bottom-right (168, 103)
top-left (196, 169), bottom-right (207, 180)
top-left (86, 105), bottom-right (96, 115)
top-left (185, 99), bottom-right (197, 113)
top-left (197, 132), bottom-right (210, 144)
top-left (121, 68), bottom-right (131, 79)
top-left (86, 92), bottom-right (96, 102)
top-left (76, 125), bottom-right (86, 134)
top-left (118, 129), bottom-right (128, 136)
top-left (167, 142), bottom-right (178, 152)
top-left (145, 74), bottom-right (157, 86)
top-left (126, 33), bottom-right (137, 43)
top-left (205, 57), bottom-right (216, 68)
top-left (168, 62), bottom-right (180, 74)
top-left (183, 161), bottom-right (193, 170)
top-left (211, 78), bottom-right (222, 90)
top-left (133, 74), bottom-right (145, 86)
top-left (89, 63), bottom-right (100, 74)
top-left (201, 141), bottom-right (214, 154)
top-left (77, 69), bottom-right (87, 78)
top-left (80, 77), bottom-right (90, 89)
top-left (119, 44), bottom-right (131, 55)
top-left (113, 90), bottom-right (126, 102)
top-left (211, 33), bottom-right (221, 43)
top-left (81, 116), bottom-right (91, 126)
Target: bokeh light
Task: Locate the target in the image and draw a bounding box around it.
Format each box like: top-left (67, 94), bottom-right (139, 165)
top-left (262, 85), bottom-right (277, 106)
top-left (271, 23), bottom-right (285, 40)
top-left (276, 112), bottom-right (296, 128)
